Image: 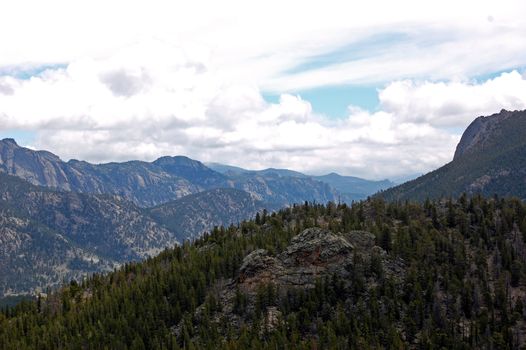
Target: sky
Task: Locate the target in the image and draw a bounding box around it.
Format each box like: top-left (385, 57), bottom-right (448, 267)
top-left (1, 0), bottom-right (526, 180)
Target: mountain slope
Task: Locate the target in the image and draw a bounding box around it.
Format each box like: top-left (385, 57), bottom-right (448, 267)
top-left (149, 188), bottom-right (267, 240)
top-left (228, 171), bottom-right (337, 205)
top-left (380, 109), bottom-right (526, 201)
top-left (0, 173), bottom-right (178, 297)
top-left (0, 178), bottom-right (270, 296)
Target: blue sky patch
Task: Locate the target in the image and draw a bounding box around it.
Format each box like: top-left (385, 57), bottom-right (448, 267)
top-left (0, 129), bottom-right (36, 145)
top-left (0, 64), bottom-right (67, 80)
top-left (263, 84), bottom-right (380, 118)
top-left (471, 67), bottom-right (526, 83)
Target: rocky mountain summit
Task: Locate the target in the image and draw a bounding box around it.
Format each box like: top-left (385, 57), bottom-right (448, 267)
top-left (381, 109), bottom-right (526, 201)
top-left (453, 109), bottom-right (516, 160)
top-left (236, 228), bottom-right (382, 290)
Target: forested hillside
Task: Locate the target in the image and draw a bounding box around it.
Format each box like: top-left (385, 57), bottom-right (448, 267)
top-left (0, 172), bottom-right (177, 297)
top-left (2, 195), bottom-right (526, 349)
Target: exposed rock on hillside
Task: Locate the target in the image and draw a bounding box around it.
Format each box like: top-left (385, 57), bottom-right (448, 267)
top-left (175, 227), bottom-right (403, 338)
top-left (454, 109), bottom-right (514, 160)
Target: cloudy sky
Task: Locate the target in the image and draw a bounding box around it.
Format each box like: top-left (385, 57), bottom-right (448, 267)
top-left (1, 0), bottom-right (526, 179)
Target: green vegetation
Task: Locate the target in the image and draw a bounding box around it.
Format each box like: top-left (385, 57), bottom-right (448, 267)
top-left (2, 195), bottom-right (526, 349)
top-left (0, 296), bottom-right (35, 309)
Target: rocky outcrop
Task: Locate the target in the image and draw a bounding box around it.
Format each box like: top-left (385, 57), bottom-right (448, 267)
top-left (237, 228), bottom-right (355, 291)
top-left (175, 227), bottom-right (403, 338)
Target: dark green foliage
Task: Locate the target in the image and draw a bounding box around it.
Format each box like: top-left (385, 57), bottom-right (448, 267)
top-left (1, 196), bottom-right (526, 349)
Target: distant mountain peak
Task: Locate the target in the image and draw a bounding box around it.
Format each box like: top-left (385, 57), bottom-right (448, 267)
top-left (324, 172), bottom-right (341, 177)
top-left (1, 138), bottom-right (18, 146)
top-left (154, 155), bottom-right (195, 164)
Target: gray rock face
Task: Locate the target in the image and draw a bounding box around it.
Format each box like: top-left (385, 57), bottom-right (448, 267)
top-left (0, 138), bottom-right (71, 189)
top-left (237, 228), bottom-right (355, 290)
top-left (277, 228), bottom-right (354, 276)
top-left (454, 109), bottom-right (514, 160)
top-left (238, 249), bottom-right (283, 288)
top-left (176, 227), bottom-right (403, 339)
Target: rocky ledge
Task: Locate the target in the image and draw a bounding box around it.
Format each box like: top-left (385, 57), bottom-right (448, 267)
top-left (174, 227), bottom-right (404, 338)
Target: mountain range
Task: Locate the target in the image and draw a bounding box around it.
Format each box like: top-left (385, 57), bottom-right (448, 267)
top-left (0, 139), bottom-right (391, 207)
top-left (207, 163), bottom-right (394, 202)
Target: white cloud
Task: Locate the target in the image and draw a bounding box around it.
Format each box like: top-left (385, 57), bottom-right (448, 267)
top-left (0, 43), bottom-right (465, 179)
top-left (379, 71), bottom-right (526, 128)
top-left (2, 1), bottom-right (526, 89)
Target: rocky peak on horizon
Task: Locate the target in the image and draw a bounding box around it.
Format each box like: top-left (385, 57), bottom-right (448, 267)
top-left (381, 108), bottom-right (526, 201)
top-left (453, 109), bottom-right (519, 160)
